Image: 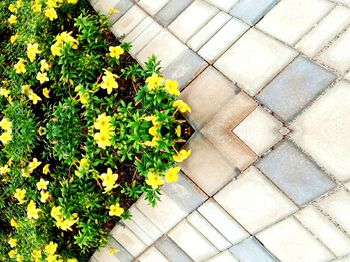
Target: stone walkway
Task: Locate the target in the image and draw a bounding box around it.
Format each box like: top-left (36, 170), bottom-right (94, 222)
top-left (89, 0), bottom-right (350, 261)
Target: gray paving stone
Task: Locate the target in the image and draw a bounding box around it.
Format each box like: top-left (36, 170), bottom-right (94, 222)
top-left (162, 49), bottom-right (207, 90)
top-left (94, 0), bottom-right (134, 25)
top-left (257, 56), bottom-right (336, 122)
top-left (155, 236), bottom-right (194, 262)
top-left (229, 237), bottom-right (277, 262)
top-left (229, 0), bottom-right (278, 25)
top-left (155, 0), bottom-right (194, 26)
top-left (162, 171), bottom-right (207, 213)
top-left (94, 237), bottom-right (133, 262)
top-left (256, 140), bottom-right (336, 206)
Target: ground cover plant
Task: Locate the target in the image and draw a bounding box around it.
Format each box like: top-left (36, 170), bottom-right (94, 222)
top-left (0, 0), bottom-right (192, 261)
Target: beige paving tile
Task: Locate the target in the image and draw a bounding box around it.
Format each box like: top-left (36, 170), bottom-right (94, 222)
top-left (138, 246), bottom-right (169, 262)
top-left (291, 81), bottom-right (350, 182)
top-left (214, 28), bottom-right (297, 96)
top-left (233, 106), bottom-right (283, 156)
top-left (318, 189), bottom-right (350, 235)
top-left (168, 219), bottom-right (219, 261)
top-left (124, 16), bottom-right (154, 43)
top-left (201, 91), bottom-right (258, 169)
top-left (138, 0), bottom-right (170, 15)
top-left (257, 0), bottom-right (334, 45)
top-left (257, 217), bottom-right (335, 262)
top-left (214, 166), bottom-right (298, 234)
top-left (168, 0), bottom-right (218, 42)
top-left (112, 225), bottom-right (147, 257)
top-left (296, 6), bottom-right (350, 57)
top-left (179, 66), bottom-right (236, 130)
top-left (207, 250), bottom-right (238, 262)
top-left (112, 5), bottom-right (147, 36)
top-left (295, 205), bottom-right (350, 257)
top-left (318, 28), bottom-right (350, 73)
top-left (205, 0), bottom-right (239, 12)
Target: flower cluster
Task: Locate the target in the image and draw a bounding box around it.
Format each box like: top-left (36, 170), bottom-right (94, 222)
top-left (93, 113), bottom-right (115, 149)
top-left (51, 31), bottom-right (79, 57)
top-left (0, 117), bottom-right (13, 145)
top-left (51, 206), bottom-right (79, 231)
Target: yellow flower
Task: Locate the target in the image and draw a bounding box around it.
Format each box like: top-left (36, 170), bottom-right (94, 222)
top-left (14, 58), bottom-right (26, 74)
top-left (22, 85), bottom-right (32, 95)
top-left (45, 242), bottom-right (58, 255)
top-left (28, 91), bottom-right (42, 104)
top-left (32, 250), bottom-right (42, 262)
top-left (51, 206), bottom-right (63, 221)
top-left (173, 149), bottom-right (192, 163)
top-left (32, 0), bottom-right (42, 12)
top-left (10, 34), bottom-right (19, 44)
top-left (40, 60), bottom-right (50, 72)
top-left (67, 0), bottom-right (78, 4)
top-left (21, 168), bottom-right (32, 178)
top-left (165, 80), bottom-right (180, 96)
top-left (8, 250), bottom-right (16, 259)
top-left (165, 166), bottom-right (180, 183)
top-left (45, 7), bottom-right (58, 21)
top-left (8, 238), bottom-right (17, 248)
top-left (40, 190), bottom-right (50, 203)
top-left (94, 131), bottom-right (112, 149)
top-left (10, 218), bottom-right (19, 228)
top-left (0, 131), bottom-right (12, 144)
top-left (109, 46), bottom-right (124, 59)
top-left (43, 88), bottom-right (50, 98)
top-left (173, 100), bottom-right (192, 113)
top-left (100, 168), bottom-right (118, 193)
top-left (27, 200), bottom-right (41, 219)
top-left (78, 92), bottom-right (89, 104)
top-left (56, 215), bottom-right (78, 231)
top-left (16, 254), bottom-right (22, 262)
top-left (146, 73), bottom-right (164, 91)
top-left (145, 171), bottom-right (164, 189)
top-left (37, 72), bottom-right (49, 84)
top-left (8, 4), bottom-right (16, 12)
top-left (144, 115), bottom-right (159, 126)
top-left (27, 43), bottom-right (41, 62)
top-left (28, 158), bottom-right (42, 172)
top-left (37, 178), bottom-right (49, 191)
top-left (108, 203), bottom-right (124, 217)
top-left (8, 15), bottom-right (17, 24)
top-left (67, 258), bottom-right (78, 262)
top-left (43, 164), bottom-right (51, 174)
top-left (148, 125), bottom-right (159, 137)
top-left (175, 125), bottom-right (181, 137)
top-left (100, 69), bottom-right (119, 94)
top-left (51, 42), bottom-right (62, 56)
top-left (108, 7), bottom-right (119, 15)
top-left (0, 117), bottom-right (12, 130)
top-left (16, 0), bottom-right (23, 8)
top-left (0, 165), bottom-right (10, 175)
top-left (94, 113), bottom-right (113, 130)
top-left (0, 88), bottom-right (10, 97)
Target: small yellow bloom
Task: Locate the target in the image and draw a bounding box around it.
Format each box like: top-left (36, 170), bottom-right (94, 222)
top-left (10, 218), bottom-right (19, 228)
top-left (43, 164), bottom-right (51, 174)
top-left (37, 178), bottom-right (49, 191)
top-left (27, 200), bottom-right (41, 219)
top-left (165, 166), bottom-right (180, 183)
top-left (94, 113), bottom-right (113, 130)
top-left (94, 131), bottom-right (113, 149)
top-left (8, 238), bottom-right (17, 248)
top-left (28, 158), bottom-right (42, 171)
top-left (100, 69), bottom-right (119, 94)
top-left (67, 259), bottom-right (78, 262)
top-left (51, 42), bottom-right (62, 57)
top-left (32, 0), bottom-right (42, 12)
top-left (100, 168), bottom-right (118, 193)
top-left (173, 149), bottom-right (192, 163)
top-left (43, 88), bottom-right (50, 98)
top-left (21, 168), bottom-right (32, 178)
top-left (40, 60), bottom-right (50, 72)
top-left (0, 117), bottom-right (12, 130)
top-left (27, 43), bottom-right (41, 62)
top-left (0, 88), bottom-right (10, 97)
top-left (32, 250), bottom-right (42, 261)
top-left (146, 73), bottom-right (164, 91)
top-left (28, 91), bottom-right (42, 104)
top-left (8, 4), bottom-right (16, 12)
top-left (145, 171), bottom-right (164, 189)
top-left (8, 15), bottom-right (17, 24)
top-left (51, 206), bottom-right (63, 221)
top-left (0, 165), bottom-right (10, 175)
top-left (165, 80), bottom-right (180, 96)
top-left (10, 34), bottom-right (19, 44)
top-left (37, 72), bottom-right (49, 84)
top-left (8, 250), bottom-right (16, 259)
top-left (108, 203), bottom-right (124, 217)
top-left (14, 58), bottom-right (26, 74)
top-left (45, 242), bottom-right (58, 255)
top-left (108, 7), bottom-right (119, 15)
top-left (175, 125), bottom-right (181, 137)
top-left (109, 46), bottom-right (124, 59)
top-left (108, 247), bottom-right (119, 255)
top-left (40, 190), bottom-right (50, 203)
top-left (173, 100), bottom-right (192, 113)
top-left (45, 7), bottom-right (58, 21)
top-left (16, 254), bottom-right (22, 262)
top-left (67, 0), bottom-right (78, 4)
top-left (22, 85), bottom-right (32, 95)
top-left (0, 132), bottom-right (12, 144)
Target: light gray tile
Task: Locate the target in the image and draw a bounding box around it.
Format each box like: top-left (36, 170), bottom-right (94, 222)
top-left (155, 0), bottom-right (194, 26)
top-left (155, 236), bottom-right (193, 262)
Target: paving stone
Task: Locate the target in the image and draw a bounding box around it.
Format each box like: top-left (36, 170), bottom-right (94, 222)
top-left (290, 81), bottom-right (350, 182)
top-left (296, 6), bottom-right (350, 57)
top-left (124, 16), bottom-right (154, 43)
top-left (111, 5), bottom-right (147, 37)
top-left (139, 0), bottom-right (170, 16)
top-left (201, 92), bottom-right (258, 169)
top-left (345, 71), bottom-right (350, 82)
top-left (179, 66), bottom-right (236, 130)
top-left (318, 28), bottom-right (350, 73)
top-left (214, 28), bottom-right (297, 96)
top-left (122, 220), bottom-right (153, 246)
top-left (334, 0), bottom-right (350, 5)
top-left (318, 189), bottom-right (350, 235)
top-left (257, 217), bottom-right (335, 262)
top-left (129, 22), bottom-right (163, 57)
top-left (89, 0), bottom-right (98, 7)
top-left (295, 205), bottom-right (350, 256)
top-left (198, 17), bottom-right (249, 64)
top-left (161, 171), bottom-right (207, 213)
top-left (136, 30), bottom-right (187, 69)
top-left (229, 0), bottom-right (278, 25)
top-left (233, 106), bottom-right (283, 156)
top-left (94, 0), bottom-right (134, 24)
top-left (207, 251), bottom-right (238, 262)
top-left (345, 181), bottom-right (350, 191)
top-left (136, 192), bottom-right (187, 233)
top-left (162, 48), bottom-right (207, 90)
top-left (257, 56), bottom-right (336, 122)
top-left (138, 246), bottom-right (169, 262)
top-left (94, 237), bottom-right (133, 262)
top-left (214, 166), bottom-right (297, 234)
top-left (155, 236), bottom-right (193, 262)
top-left (337, 256), bottom-right (350, 262)
top-left (179, 133), bottom-right (237, 196)
top-left (205, 0), bottom-right (239, 12)
top-left (188, 11), bottom-right (231, 52)
top-left (168, 0), bottom-right (218, 43)
top-left (229, 237), bottom-right (277, 262)
top-left (187, 211), bottom-right (231, 251)
top-left (257, 0), bottom-right (334, 46)
top-left (168, 220), bottom-right (219, 261)
top-left (256, 140), bottom-right (336, 206)
top-left (155, 0), bottom-right (194, 26)
top-left (111, 225), bottom-right (147, 257)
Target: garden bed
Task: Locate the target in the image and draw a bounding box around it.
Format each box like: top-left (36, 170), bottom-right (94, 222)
top-left (0, 0), bottom-right (192, 261)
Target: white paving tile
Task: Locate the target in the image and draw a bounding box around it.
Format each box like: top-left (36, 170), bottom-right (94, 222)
top-left (168, 0), bottom-right (218, 42)
top-left (168, 219), bottom-right (219, 261)
top-left (205, 0), bottom-right (239, 12)
top-left (214, 28), bottom-right (297, 96)
top-left (130, 22), bottom-right (163, 56)
top-left (124, 16), bottom-right (154, 43)
top-left (318, 28), bottom-right (350, 73)
top-left (188, 11), bottom-right (231, 52)
top-left (138, 246), bottom-right (169, 262)
top-left (318, 189), bottom-right (350, 235)
top-left (345, 181), bottom-right (350, 191)
top-left (138, 0), bottom-right (170, 16)
top-left (112, 5), bottom-right (147, 36)
top-left (257, 217), bottom-right (335, 262)
top-left (291, 81), bottom-right (350, 182)
top-left (214, 166), bottom-right (298, 234)
top-left (296, 205), bottom-right (350, 257)
top-left (112, 225), bottom-right (147, 257)
top-left (198, 17), bottom-right (249, 64)
top-left (296, 6), bottom-right (350, 57)
top-left (233, 106), bottom-right (283, 156)
top-left (257, 0), bottom-right (334, 45)
top-left (207, 250), bottom-right (238, 262)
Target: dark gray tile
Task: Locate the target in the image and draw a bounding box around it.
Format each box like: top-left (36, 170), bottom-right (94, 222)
top-left (229, 0), bottom-right (278, 25)
top-left (256, 56), bottom-right (336, 122)
top-left (256, 140), bottom-right (336, 206)
top-left (229, 237), bottom-right (277, 262)
top-left (155, 236), bottom-right (193, 262)
top-left (162, 49), bottom-right (207, 90)
top-left (155, 0), bottom-right (194, 26)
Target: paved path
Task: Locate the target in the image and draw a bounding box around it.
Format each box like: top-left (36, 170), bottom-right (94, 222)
top-left (89, 0), bottom-right (350, 261)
